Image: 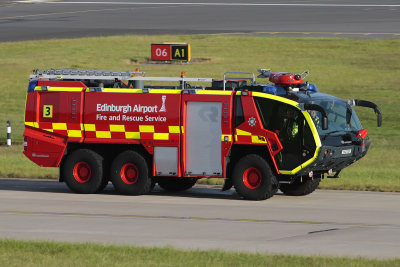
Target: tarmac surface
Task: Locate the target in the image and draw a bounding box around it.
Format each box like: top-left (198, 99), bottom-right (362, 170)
top-left (1, 178), bottom-right (399, 259)
top-left (0, 0), bottom-right (399, 41)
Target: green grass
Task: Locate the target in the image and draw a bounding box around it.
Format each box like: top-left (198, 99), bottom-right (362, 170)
top-left (0, 239), bottom-right (398, 267)
top-left (0, 35), bottom-right (399, 191)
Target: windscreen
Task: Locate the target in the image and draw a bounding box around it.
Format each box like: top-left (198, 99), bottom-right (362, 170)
top-left (301, 93), bottom-right (362, 135)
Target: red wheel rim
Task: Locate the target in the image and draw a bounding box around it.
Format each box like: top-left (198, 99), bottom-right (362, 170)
top-left (120, 163), bottom-right (139, 184)
top-left (73, 161), bottom-right (91, 183)
top-left (243, 167), bottom-right (262, 189)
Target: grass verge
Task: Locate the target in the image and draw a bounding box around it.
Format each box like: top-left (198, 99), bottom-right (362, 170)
top-left (0, 35), bottom-right (399, 191)
top-left (0, 239), bottom-right (398, 267)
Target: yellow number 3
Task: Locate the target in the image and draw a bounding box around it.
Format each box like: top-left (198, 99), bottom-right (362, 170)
top-left (43, 105), bottom-right (53, 118)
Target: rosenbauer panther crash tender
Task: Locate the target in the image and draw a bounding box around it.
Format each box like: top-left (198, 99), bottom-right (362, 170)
top-left (23, 68), bottom-right (382, 200)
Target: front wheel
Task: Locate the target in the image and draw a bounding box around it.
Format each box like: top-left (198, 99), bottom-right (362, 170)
top-left (111, 150), bottom-right (152, 195)
top-left (232, 154), bottom-right (278, 200)
top-left (280, 177), bottom-right (321, 196)
top-left (62, 149), bottom-right (105, 194)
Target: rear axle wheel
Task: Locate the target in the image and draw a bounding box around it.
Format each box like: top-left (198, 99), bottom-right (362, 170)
top-left (111, 150), bottom-right (152, 195)
top-left (62, 149), bottom-right (105, 194)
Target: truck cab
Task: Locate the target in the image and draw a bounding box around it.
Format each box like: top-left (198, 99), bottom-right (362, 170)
top-left (230, 70), bottom-right (382, 196)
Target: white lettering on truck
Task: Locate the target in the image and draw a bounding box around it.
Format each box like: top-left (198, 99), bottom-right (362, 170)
top-left (97, 104), bottom-right (132, 114)
top-left (96, 97), bottom-right (166, 122)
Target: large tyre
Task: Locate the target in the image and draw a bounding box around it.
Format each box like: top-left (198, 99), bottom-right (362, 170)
top-left (280, 177), bottom-right (321, 196)
top-left (111, 150), bottom-right (152, 195)
top-left (232, 154), bottom-right (278, 200)
top-left (62, 149), bottom-right (105, 194)
top-left (158, 177), bottom-right (197, 192)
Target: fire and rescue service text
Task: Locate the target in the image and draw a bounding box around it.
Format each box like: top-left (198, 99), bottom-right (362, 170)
top-left (96, 103), bottom-right (167, 122)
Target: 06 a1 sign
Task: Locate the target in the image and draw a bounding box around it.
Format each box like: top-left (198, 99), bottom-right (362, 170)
top-left (151, 44), bottom-right (171, 61)
top-left (151, 43), bottom-right (191, 61)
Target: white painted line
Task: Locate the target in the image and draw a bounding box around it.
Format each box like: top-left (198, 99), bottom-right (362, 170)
top-left (39, 2), bottom-right (400, 8)
top-left (14, 0), bottom-right (55, 2)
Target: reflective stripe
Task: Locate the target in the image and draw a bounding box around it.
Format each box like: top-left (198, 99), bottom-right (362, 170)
top-left (52, 123), bottom-right (67, 130)
top-left (139, 125), bottom-right (155, 133)
top-left (34, 86), bottom-right (84, 92)
top-left (25, 122), bottom-right (36, 127)
top-left (48, 87), bottom-right (84, 92)
top-left (168, 126), bottom-right (180, 133)
top-left (68, 130), bottom-right (82, 137)
top-left (153, 133), bottom-right (169, 140)
top-left (109, 124), bottom-right (125, 132)
top-left (102, 89), bottom-right (142, 93)
top-left (84, 124), bottom-right (96, 131)
top-left (252, 91), bottom-right (299, 107)
top-left (251, 135), bottom-right (267, 144)
top-left (150, 89), bottom-right (182, 94)
top-left (196, 90), bottom-right (232, 95)
top-left (26, 121), bottom-right (181, 141)
top-left (221, 135), bottom-right (232, 141)
top-left (96, 131), bottom-right (111, 139)
top-left (236, 129), bottom-right (252, 136)
top-left (125, 132), bottom-right (140, 139)
top-left (25, 122), bottom-right (83, 138)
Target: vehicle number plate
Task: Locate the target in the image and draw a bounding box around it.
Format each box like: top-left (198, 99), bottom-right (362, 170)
top-left (341, 148), bottom-right (352, 155)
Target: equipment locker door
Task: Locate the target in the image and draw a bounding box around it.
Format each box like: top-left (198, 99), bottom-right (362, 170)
top-left (181, 93), bottom-right (233, 177)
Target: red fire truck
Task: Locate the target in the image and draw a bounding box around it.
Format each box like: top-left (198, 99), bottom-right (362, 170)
top-left (23, 68), bottom-right (382, 200)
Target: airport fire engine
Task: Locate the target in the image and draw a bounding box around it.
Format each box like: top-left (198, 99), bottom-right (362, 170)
top-left (23, 68), bottom-right (382, 200)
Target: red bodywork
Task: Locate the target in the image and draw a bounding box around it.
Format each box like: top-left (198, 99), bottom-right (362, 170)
top-left (24, 82), bottom-right (283, 177)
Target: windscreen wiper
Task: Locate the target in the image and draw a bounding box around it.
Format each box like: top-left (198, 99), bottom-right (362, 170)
top-left (347, 99), bottom-right (382, 127)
